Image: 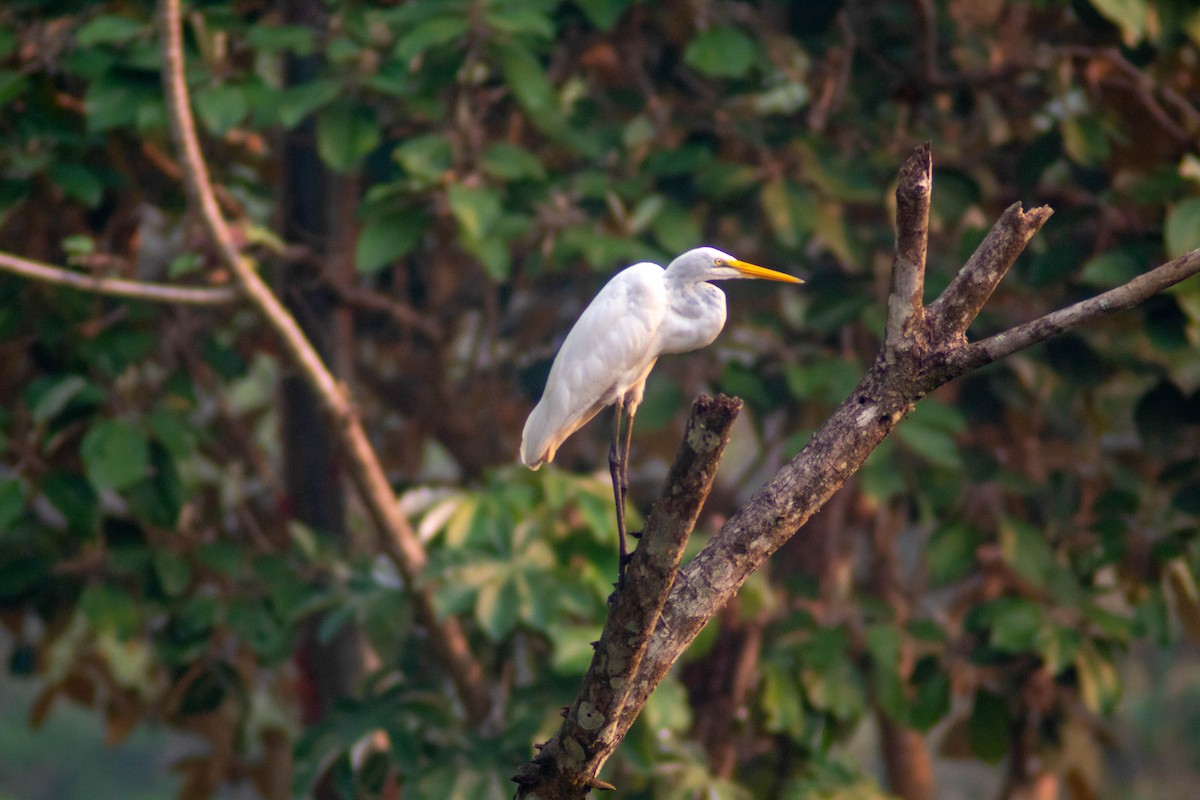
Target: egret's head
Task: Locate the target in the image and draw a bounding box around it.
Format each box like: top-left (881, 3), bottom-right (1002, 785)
top-left (669, 246), bottom-right (804, 284)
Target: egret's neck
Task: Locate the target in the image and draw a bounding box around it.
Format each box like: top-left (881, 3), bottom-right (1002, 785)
top-left (658, 278), bottom-right (727, 354)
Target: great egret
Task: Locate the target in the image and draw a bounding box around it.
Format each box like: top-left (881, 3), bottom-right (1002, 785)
top-left (519, 246), bottom-right (803, 580)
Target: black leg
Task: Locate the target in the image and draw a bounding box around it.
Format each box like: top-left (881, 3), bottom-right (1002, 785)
top-left (608, 399), bottom-right (629, 587)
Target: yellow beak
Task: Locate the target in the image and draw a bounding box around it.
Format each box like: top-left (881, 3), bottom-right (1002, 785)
top-left (728, 258), bottom-right (805, 284)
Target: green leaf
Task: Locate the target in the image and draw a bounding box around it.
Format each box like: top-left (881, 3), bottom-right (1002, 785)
top-left (355, 209), bottom-right (428, 274)
top-left (859, 439), bottom-right (905, 501)
top-left (1088, 0), bottom-right (1148, 44)
top-left (998, 517), bottom-right (1055, 588)
top-left (968, 688), bottom-right (1010, 763)
top-left (475, 576), bottom-right (521, 640)
top-left (985, 597), bottom-right (1045, 653)
top-left (1076, 640), bottom-right (1121, 714)
top-left (80, 583), bottom-right (140, 640)
top-left (447, 184), bottom-right (501, 242)
top-left (168, 253), bottom-right (203, 279)
top-left (896, 400), bottom-right (965, 470)
top-left (1061, 115), bottom-right (1110, 167)
top-left (1079, 248), bottom-right (1143, 286)
top-left (761, 661), bottom-right (809, 738)
top-left (925, 523), bottom-right (980, 586)
top-left (485, 7), bottom-right (554, 38)
top-left (1040, 624), bottom-right (1082, 674)
top-left (125, 444), bottom-right (183, 528)
top-left (153, 550), bottom-right (192, 597)
top-left (393, 133), bottom-right (453, 184)
top-left (760, 178), bottom-right (816, 249)
top-left (574, 0), bottom-right (632, 30)
top-left (0, 478), bottom-right (24, 532)
top-left (49, 163), bottom-right (104, 207)
top-left (909, 657), bottom-right (951, 731)
top-left (683, 26), bottom-right (758, 79)
top-left (866, 624), bottom-right (907, 721)
top-left (481, 143), bottom-right (547, 182)
top-left (641, 674), bottom-right (693, 734)
top-left (0, 70), bottom-right (29, 105)
top-left (1165, 196), bottom-right (1200, 259)
top-left (0, 27), bottom-right (15, 59)
top-left (76, 15), bottom-right (145, 47)
top-left (317, 101), bottom-right (381, 171)
top-left (498, 44), bottom-right (562, 132)
top-left (245, 24), bottom-right (316, 55)
top-left (394, 16), bottom-right (469, 62)
top-left (41, 473), bottom-right (98, 535)
top-left (195, 83), bottom-right (248, 135)
top-left (198, 541), bottom-right (245, 579)
top-left (81, 420), bottom-right (150, 491)
top-left (29, 374), bottom-right (92, 423)
top-left (277, 79), bottom-right (341, 128)
top-left (447, 185), bottom-right (515, 279)
top-left (650, 203), bottom-right (702, 255)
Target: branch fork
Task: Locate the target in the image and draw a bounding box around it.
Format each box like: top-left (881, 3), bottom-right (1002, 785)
top-left (515, 142), bottom-right (1200, 797)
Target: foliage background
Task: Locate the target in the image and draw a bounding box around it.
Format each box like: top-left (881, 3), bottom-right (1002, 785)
top-left (2, 0), bottom-right (1200, 798)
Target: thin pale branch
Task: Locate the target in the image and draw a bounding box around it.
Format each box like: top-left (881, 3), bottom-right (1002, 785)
top-left (514, 395), bottom-right (742, 797)
top-left (925, 202), bottom-right (1054, 341)
top-left (158, 0), bottom-right (490, 720)
top-left (885, 142), bottom-right (932, 349)
top-left (952, 246), bottom-right (1200, 372)
top-left (0, 251), bottom-right (239, 305)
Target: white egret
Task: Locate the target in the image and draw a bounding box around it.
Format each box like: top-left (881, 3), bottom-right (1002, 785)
top-left (519, 246), bottom-right (803, 579)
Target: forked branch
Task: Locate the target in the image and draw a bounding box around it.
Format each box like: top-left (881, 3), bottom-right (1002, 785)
top-left (514, 395), bottom-right (743, 796)
top-left (515, 144), bottom-right (1200, 798)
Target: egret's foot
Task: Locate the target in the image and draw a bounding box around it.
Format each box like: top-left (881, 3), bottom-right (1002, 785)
top-left (612, 551), bottom-right (634, 593)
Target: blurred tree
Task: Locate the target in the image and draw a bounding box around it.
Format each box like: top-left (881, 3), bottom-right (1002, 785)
top-left (0, 1), bottom-right (1199, 799)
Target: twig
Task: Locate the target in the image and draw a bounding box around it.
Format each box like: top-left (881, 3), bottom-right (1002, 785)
top-left (885, 143), bottom-right (932, 349)
top-left (157, 0), bottom-right (491, 720)
top-left (952, 245), bottom-right (1200, 371)
top-left (0, 251), bottom-right (238, 305)
top-left (327, 278), bottom-right (444, 341)
top-left (925, 202), bottom-right (1054, 341)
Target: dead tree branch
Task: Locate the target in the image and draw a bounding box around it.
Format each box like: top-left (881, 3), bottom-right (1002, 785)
top-left (157, 0), bottom-right (490, 720)
top-left (514, 395), bottom-right (742, 796)
top-left (514, 143), bottom-right (1200, 797)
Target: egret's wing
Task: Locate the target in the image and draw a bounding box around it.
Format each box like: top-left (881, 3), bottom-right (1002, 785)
top-left (520, 264), bottom-right (666, 467)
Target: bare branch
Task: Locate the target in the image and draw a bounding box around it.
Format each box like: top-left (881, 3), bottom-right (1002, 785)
top-left (952, 246), bottom-right (1200, 372)
top-left (885, 142), bottom-right (932, 349)
top-left (327, 275), bottom-right (445, 341)
top-left (925, 203), bottom-right (1054, 341)
top-left (0, 251), bottom-right (239, 305)
top-left (516, 144), bottom-right (1200, 796)
top-left (158, 0), bottom-right (490, 720)
top-left (515, 395), bottom-right (742, 798)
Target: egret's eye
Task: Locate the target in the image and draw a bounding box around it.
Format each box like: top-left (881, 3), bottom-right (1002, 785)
top-left (714, 258), bottom-right (726, 267)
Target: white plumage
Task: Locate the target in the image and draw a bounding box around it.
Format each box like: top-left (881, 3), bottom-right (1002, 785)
top-left (520, 246), bottom-right (802, 468)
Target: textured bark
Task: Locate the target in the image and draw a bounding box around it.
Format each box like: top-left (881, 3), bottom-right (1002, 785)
top-left (513, 395), bottom-right (743, 797)
top-left (513, 144), bottom-right (1200, 797)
